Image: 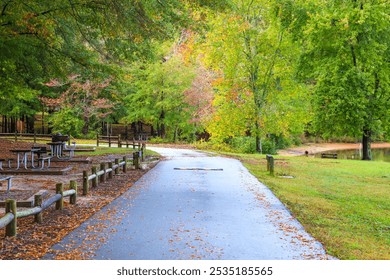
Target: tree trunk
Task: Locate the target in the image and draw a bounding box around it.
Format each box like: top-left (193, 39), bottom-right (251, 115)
top-left (362, 128), bottom-right (372, 160)
top-left (256, 135), bottom-right (261, 153)
top-left (82, 116), bottom-right (90, 136)
top-left (254, 121), bottom-right (262, 153)
top-left (173, 126), bottom-right (179, 143)
top-left (159, 110), bottom-right (166, 139)
top-left (11, 117), bottom-right (16, 132)
top-left (41, 110), bottom-right (45, 134)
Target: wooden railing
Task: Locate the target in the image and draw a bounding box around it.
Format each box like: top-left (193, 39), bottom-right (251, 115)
top-left (0, 151), bottom-right (144, 237)
top-left (0, 132), bottom-right (52, 143)
top-left (96, 134), bottom-right (147, 149)
top-left (0, 182), bottom-right (77, 237)
top-left (81, 155), bottom-right (132, 195)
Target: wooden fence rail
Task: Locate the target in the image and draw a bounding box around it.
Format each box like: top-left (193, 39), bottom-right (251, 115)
top-left (0, 132), bottom-right (53, 143)
top-left (96, 133), bottom-right (146, 149)
top-left (82, 155), bottom-right (129, 195)
top-left (0, 182), bottom-right (77, 237)
top-left (0, 212), bottom-right (14, 229)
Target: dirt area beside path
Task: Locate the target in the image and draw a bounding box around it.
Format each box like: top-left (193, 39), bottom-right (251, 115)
top-left (0, 139), bottom-right (146, 203)
top-left (0, 139), bottom-right (158, 260)
top-left (277, 142), bottom-right (390, 156)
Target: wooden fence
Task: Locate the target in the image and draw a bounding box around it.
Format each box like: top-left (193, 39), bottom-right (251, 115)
top-left (0, 132), bottom-right (52, 143)
top-left (96, 134), bottom-right (146, 149)
top-left (0, 151), bottom-right (144, 237)
top-left (0, 182), bottom-right (77, 237)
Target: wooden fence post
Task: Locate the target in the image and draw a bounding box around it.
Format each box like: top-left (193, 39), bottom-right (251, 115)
top-left (114, 159), bottom-right (120, 175)
top-left (100, 163), bottom-right (106, 183)
top-left (96, 133), bottom-right (100, 147)
top-left (92, 166), bottom-right (98, 188)
top-left (266, 155), bottom-right (271, 171)
top-left (5, 199), bottom-right (17, 237)
top-left (108, 162), bottom-right (113, 179)
top-left (70, 180), bottom-right (77, 205)
top-left (34, 194), bottom-right (42, 223)
top-left (269, 156), bottom-right (275, 176)
top-left (141, 143), bottom-right (146, 161)
top-left (108, 135), bottom-right (111, 147)
top-left (83, 170), bottom-right (89, 195)
top-left (56, 183), bottom-right (64, 210)
top-left (123, 156), bottom-right (127, 173)
top-left (133, 151), bottom-right (140, 169)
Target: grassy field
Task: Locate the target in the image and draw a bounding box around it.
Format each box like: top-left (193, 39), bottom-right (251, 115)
top-left (231, 153), bottom-right (390, 260)
top-left (75, 146), bottom-right (159, 157)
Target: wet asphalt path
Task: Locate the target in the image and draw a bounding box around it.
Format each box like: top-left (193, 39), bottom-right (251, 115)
top-left (44, 147), bottom-right (330, 260)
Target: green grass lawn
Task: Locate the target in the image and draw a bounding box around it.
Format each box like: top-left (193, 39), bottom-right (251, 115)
top-left (75, 146), bottom-right (159, 157)
top-left (232, 153), bottom-right (390, 260)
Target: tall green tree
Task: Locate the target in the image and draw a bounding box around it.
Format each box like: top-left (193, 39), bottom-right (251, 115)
top-left (201, 0), bottom-right (308, 152)
top-left (0, 0), bottom-right (189, 129)
top-left (280, 0), bottom-right (390, 160)
top-left (124, 42), bottom-right (195, 141)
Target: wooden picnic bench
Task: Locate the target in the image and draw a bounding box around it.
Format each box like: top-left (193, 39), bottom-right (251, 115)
top-left (321, 153), bottom-right (338, 159)
top-left (33, 146), bottom-right (52, 169)
top-left (0, 176), bottom-right (13, 193)
top-left (37, 156), bottom-right (52, 169)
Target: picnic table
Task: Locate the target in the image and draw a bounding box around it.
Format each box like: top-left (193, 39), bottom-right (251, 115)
top-left (47, 141), bottom-right (75, 159)
top-left (47, 142), bottom-right (64, 158)
top-left (10, 148), bottom-right (41, 169)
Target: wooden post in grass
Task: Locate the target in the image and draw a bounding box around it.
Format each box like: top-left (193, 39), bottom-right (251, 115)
top-left (56, 183), bottom-right (64, 210)
top-left (5, 199), bottom-right (16, 237)
top-left (70, 180), bottom-right (77, 204)
top-left (83, 170), bottom-right (89, 195)
top-left (92, 166), bottom-right (98, 188)
top-left (34, 194), bottom-right (43, 223)
top-left (269, 156), bottom-right (275, 176)
top-left (266, 155), bottom-right (271, 171)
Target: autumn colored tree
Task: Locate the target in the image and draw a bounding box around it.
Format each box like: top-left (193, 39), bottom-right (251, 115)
top-left (183, 65), bottom-right (215, 134)
top-left (42, 75), bottom-right (114, 137)
top-left (200, 0), bottom-right (308, 152)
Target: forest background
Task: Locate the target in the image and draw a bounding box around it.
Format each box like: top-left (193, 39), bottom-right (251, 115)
top-left (1, 0), bottom-right (389, 159)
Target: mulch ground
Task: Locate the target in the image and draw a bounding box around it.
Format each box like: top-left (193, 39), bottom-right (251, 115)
top-left (0, 139), bottom-right (158, 260)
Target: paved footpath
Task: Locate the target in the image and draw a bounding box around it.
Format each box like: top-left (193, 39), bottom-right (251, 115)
top-left (44, 147), bottom-right (331, 260)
